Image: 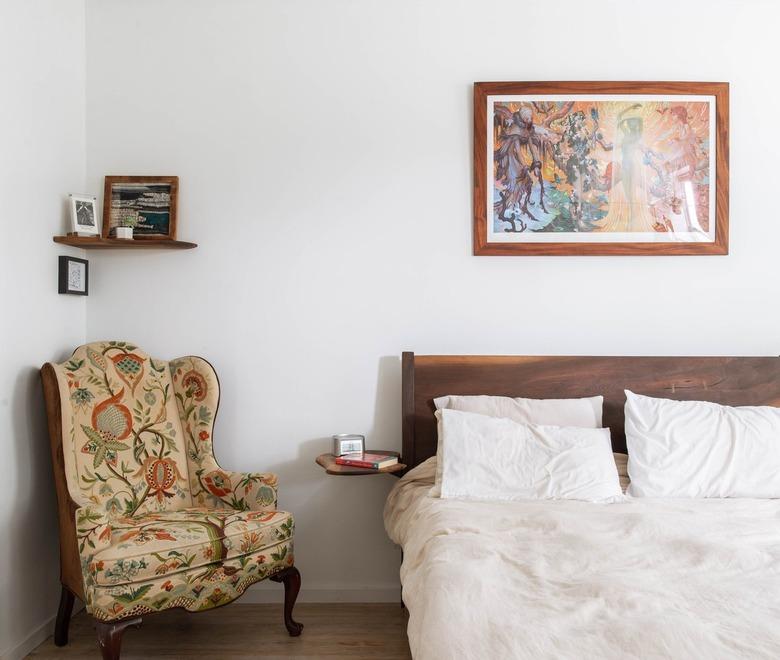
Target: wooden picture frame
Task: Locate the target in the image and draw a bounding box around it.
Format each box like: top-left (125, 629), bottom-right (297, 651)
top-left (102, 175), bottom-right (179, 240)
top-left (473, 81), bottom-right (729, 256)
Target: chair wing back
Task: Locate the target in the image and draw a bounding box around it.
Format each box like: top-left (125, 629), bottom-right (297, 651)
top-left (50, 341), bottom-right (193, 517)
top-left (168, 355), bottom-right (278, 509)
top-left (169, 355), bottom-right (226, 504)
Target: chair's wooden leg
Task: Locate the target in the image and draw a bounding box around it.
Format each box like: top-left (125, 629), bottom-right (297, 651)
top-left (95, 616), bottom-right (142, 660)
top-left (54, 586), bottom-right (75, 646)
top-left (270, 567), bottom-right (304, 636)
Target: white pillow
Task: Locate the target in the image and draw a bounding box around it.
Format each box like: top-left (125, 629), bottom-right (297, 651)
top-left (434, 394), bottom-right (603, 427)
top-left (625, 390), bottom-right (780, 498)
top-left (431, 394), bottom-right (603, 496)
top-left (436, 409), bottom-right (622, 503)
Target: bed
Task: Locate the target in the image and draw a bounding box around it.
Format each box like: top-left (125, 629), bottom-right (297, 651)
top-left (385, 353), bottom-right (780, 660)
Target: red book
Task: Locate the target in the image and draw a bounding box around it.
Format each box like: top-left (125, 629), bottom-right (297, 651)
top-left (335, 452), bottom-right (398, 469)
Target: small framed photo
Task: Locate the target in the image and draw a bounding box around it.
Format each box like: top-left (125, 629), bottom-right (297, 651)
top-left (68, 194), bottom-right (99, 236)
top-left (103, 175), bottom-right (178, 239)
top-left (332, 434), bottom-right (365, 456)
top-left (58, 256), bottom-right (89, 296)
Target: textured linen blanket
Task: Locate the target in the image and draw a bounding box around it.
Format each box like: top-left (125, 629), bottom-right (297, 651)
top-left (384, 458), bottom-right (780, 660)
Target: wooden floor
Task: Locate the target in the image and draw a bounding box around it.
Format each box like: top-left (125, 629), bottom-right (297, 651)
top-left (28, 604), bottom-right (411, 659)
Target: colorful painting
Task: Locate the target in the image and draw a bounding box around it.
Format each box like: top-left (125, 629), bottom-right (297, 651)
top-left (474, 83), bottom-right (729, 255)
top-left (102, 176), bottom-right (179, 240)
top-left (109, 182), bottom-right (172, 235)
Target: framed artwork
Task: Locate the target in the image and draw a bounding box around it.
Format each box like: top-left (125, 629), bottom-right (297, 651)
top-left (102, 175), bottom-right (179, 240)
top-left (58, 256), bottom-right (88, 295)
top-left (68, 194), bottom-right (99, 236)
top-left (473, 81), bottom-right (729, 256)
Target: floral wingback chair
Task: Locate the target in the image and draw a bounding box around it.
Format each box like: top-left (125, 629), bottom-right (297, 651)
top-left (41, 341), bottom-right (302, 660)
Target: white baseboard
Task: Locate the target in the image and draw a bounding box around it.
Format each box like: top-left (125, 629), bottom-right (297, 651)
top-left (239, 585), bottom-right (402, 603)
top-left (0, 614), bottom-right (55, 660)
top-left (0, 601), bottom-right (84, 660)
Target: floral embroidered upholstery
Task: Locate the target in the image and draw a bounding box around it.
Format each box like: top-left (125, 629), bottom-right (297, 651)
top-left (88, 545), bottom-right (293, 621)
top-left (51, 341), bottom-right (293, 622)
top-left (169, 356), bottom-right (279, 511)
top-left (91, 508), bottom-right (293, 585)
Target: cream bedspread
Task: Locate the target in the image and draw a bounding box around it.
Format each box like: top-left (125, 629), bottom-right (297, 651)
top-left (384, 458), bottom-right (780, 660)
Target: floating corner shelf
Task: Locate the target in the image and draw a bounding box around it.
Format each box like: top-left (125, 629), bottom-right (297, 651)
top-left (53, 236), bottom-right (197, 250)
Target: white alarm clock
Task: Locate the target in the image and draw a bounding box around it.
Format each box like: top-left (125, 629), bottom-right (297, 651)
top-left (332, 434), bottom-right (365, 456)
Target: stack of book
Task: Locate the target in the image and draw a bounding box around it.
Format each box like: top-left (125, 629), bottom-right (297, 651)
top-left (334, 452), bottom-right (398, 469)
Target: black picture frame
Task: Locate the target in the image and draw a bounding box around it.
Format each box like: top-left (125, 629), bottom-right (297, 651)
top-left (58, 256), bottom-right (89, 296)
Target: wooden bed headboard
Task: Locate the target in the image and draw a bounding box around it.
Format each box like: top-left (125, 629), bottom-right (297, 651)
top-left (401, 353), bottom-right (780, 470)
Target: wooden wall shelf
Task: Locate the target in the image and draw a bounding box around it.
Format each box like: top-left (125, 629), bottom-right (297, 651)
top-left (53, 236), bottom-right (197, 250)
top-left (315, 451), bottom-right (406, 476)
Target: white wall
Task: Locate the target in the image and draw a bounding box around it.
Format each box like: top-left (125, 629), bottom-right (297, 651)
top-left (0, 1), bottom-right (87, 657)
top-left (82, 0), bottom-right (779, 600)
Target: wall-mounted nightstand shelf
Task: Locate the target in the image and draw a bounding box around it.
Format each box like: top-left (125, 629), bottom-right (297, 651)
top-left (53, 236), bottom-right (197, 250)
top-left (315, 450), bottom-right (406, 476)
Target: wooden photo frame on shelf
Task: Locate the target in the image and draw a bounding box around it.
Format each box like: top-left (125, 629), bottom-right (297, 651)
top-left (473, 81), bottom-right (729, 256)
top-left (102, 175), bottom-right (179, 240)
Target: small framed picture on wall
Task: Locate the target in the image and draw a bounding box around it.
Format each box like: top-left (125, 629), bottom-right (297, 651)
top-left (58, 256), bottom-right (89, 296)
top-left (68, 194), bottom-right (99, 236)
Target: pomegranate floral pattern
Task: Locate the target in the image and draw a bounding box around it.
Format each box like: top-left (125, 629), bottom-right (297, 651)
top-left (52, 341), bottom-right (292, 621)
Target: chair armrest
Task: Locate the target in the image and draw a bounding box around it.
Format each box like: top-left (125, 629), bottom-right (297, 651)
top-left (229, 471), bottom-right (279, 511)
top-left (195, 468), bottom-right (279, 511)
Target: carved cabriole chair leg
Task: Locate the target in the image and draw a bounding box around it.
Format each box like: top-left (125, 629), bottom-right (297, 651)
top-left (95, 616), bottom-right (143, 660)
top-left (270, 566), bottom-right (304, 636)
top-left (54, 586), bottom-right (75, 646)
